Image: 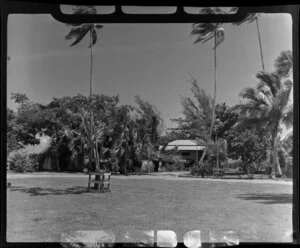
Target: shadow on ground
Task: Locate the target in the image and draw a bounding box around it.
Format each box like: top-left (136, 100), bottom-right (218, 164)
top-left (237, 193), bottom-right (292, 204)
top-left (9, 186), bottom-right (94, 196)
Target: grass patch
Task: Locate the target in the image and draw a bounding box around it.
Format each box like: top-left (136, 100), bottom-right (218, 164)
top-left (7, 176), bottom-right (293, 243)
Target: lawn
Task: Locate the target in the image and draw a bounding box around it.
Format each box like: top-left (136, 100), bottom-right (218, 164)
top-left (7, 174), bottom-right (293, 243)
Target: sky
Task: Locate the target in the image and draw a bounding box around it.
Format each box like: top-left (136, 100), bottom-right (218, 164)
top-left (7, 11), bottom-right (293, 138)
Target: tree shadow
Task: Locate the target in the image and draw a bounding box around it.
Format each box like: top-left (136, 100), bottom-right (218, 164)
top-left (9, 185), bottom-right (95, 196)
top-left (237, 193), bottom-right (292, 204)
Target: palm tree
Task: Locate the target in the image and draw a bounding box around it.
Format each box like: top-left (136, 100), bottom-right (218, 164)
top-left (233, 63), bottom-right (293, 178)
top-left (65, 6), bottom-right (103, 98)
top-left (191, 7), bottom-right (225, 166)
top-left (65, 6), bottom-right (103, 171)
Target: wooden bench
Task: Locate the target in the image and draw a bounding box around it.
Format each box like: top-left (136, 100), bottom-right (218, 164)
top-left (88, 172), bottom-right (111, 192)
top-left (213, 168), bottom-right (252, 179)
top-left (221, 172), bottom-right (243, 179)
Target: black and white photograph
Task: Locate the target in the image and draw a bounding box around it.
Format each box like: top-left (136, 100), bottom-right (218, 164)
top-left (5, 5), bottom-right (295, 246)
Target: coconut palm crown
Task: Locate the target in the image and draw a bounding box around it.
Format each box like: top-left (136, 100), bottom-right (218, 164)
top-left (65, 6), bottom-right (103, 48)
top-left (191, 7), bottom-right (225, 44)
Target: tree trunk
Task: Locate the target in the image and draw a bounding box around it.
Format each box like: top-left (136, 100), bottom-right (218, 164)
top-left (216, 136), bottom-right (219, 168)
top-left (198, 31), bottom-right (218, 168)
top-left (94, 141), bottom-right (100, 171)
top-left (89, 30), bottom-right (96, 172)
top-left (270, 132), bottom-right (282, 178)
top-left (284, 156), bottom-right (292, 177)
top-left (255, 17), bottom-right (265, 71)
top-left (89, 138), bottom-right (93, 171)
top-left (279, 144), bottom-right (289, 176)
top-left (90, 29), bottom-right (93, 99)
top-left (124, 144), bottom-right (128, 175)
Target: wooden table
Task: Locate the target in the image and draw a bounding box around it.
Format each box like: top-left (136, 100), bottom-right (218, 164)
top-left (88, 172), bottom-right (111, 192)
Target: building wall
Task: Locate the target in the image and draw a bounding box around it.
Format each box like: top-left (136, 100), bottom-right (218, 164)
top-left (178, 150), bottom-right (204, 162)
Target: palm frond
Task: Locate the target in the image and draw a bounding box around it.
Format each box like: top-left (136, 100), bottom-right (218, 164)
top-left (274, 50), bottom-right (293, 78)
top-left (66, 26), bottom-right (90, 47)
top-left (191, 23), bottom-right (219, 44)
top-left (239, 87), bottom-right (270, 107)
top-left (256, 91), bottom-right (272, 106)
top-left (236, 100), bottom-right (270, 118)
top-left (276, 81), bottom-right (292, 111)
top-left (231, 10), bottom-right (260, 26)
top-left (70, 28), bottom-right (90, 47)
top-left (65, 6), bottom-right (103, 47)
top-left (256, 71), bottom-right (281, 97)
top-left (65, 26), bottom-right (86, 40)
top-left (89, 28), bottom-right (97, 48)
top-left (256, 82), bottom-right (274, 102)
top-left (233, 117), bottom-right (269, 131)
top-left (95, 24), bottom-right (103, 29)
top-left (191, 7), bottom-right (223, 44)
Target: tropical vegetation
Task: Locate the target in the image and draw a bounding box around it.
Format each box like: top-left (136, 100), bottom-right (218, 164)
top-left (7, 6), bottom-right (293, 178)
top-left (233, 51), bottom-right (293, 178)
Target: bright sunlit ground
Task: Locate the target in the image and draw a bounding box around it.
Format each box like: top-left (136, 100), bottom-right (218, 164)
top-left (7, 172), bottom-right (293, 243)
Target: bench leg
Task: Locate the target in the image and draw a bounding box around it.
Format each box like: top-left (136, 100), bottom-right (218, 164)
top-left (88, 174), bottom-right (91, 191)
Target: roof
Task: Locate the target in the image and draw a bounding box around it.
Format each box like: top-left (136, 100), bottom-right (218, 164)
top-left (8, 135), bottom-right (52, 159)
top-left (164, 140), bottom-right (205, 151)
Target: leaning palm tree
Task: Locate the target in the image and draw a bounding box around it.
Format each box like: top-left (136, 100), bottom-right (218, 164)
top-left (233, 68), bottom-right (293, 178)
top-left (65, 6), bottom-right (103, 171)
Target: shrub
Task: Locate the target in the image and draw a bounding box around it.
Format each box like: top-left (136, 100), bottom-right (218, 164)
top-left (191, 160), bottom-right (213, 177)
top-left (111, 157), bottom-right (120, 173)
top-left (175, 161), bottom-right (186, 171)
top-left (164, 162), bottom-right (175, 172)
top-left (161, 153), bottom-right (187, 171)
top-left (9, 151), bottom-right (38, 172)
top-left (140, 160), bottom-right (154, 173)
top-left (164, 161), bottom-right (186, 172)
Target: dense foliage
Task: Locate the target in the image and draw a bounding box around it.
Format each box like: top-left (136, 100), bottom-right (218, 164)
top-left (229, 129), bottom-right (271, 173)
top-left (7, 93), bottom-right (163, 173)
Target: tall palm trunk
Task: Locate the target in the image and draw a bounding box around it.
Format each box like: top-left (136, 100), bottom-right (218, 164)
top-left (271, 130), bottom-right (282, 178)
top-left (88, 29), bottom-right (99, 172)
top-left (279, 143), bottom-right (291, 176)
top-left (198, 31), bottom-right (218, 168)
top-left (90, 30), bottom-right (93, 99)
top-left (255, 17), bottom-right (265, 71)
